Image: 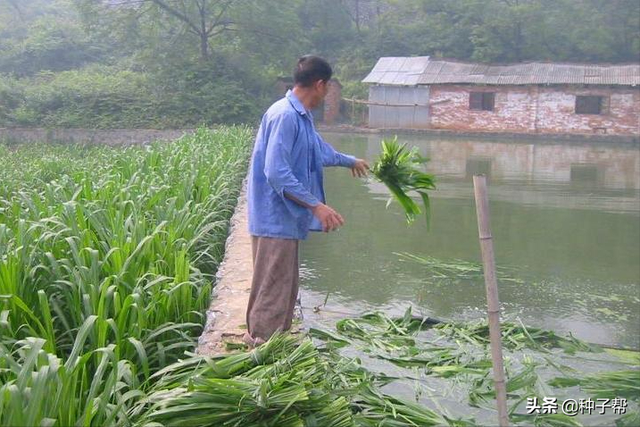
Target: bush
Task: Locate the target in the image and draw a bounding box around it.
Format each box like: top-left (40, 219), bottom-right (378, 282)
top-left (0, 62), bottom-right (264, 128)
top-left (0, 76), bottom-right (25, 125)
top-left (0, 67), bottom-right (157, 128)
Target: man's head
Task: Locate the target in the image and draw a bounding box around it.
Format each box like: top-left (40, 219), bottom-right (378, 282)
top-left (293, 55), bottom-right (332, 110)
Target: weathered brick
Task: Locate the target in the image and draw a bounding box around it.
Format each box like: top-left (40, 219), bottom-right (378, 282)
top-left (428, 85), bottom-right (640, 136)
top-left (323, 80), bottom-right (342, 125)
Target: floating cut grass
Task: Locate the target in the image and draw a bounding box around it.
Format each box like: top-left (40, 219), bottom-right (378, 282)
top-left (0, 127), bottom-right (252, 426)
top-left (435, 319), bottom-right (602, 354)
top-left (311, 308), bottom-right (638, 426)
top-left (330, 308), bottom-right (438, 353)
top-left (371, 137), bottom-right (436, 226)
top-left (396, 252), bottom-right (525, 284)
top-left (313, 307), bottom-right (600, 360)
top-left (549, 370), bottom-right (640, 401)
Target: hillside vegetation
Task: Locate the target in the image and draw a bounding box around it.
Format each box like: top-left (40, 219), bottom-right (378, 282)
top-left (1, 0), bottom-right (638, 128)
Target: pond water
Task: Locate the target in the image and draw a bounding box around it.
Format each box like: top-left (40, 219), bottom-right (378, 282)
top-left (300, 133), bottom-right (640, 350)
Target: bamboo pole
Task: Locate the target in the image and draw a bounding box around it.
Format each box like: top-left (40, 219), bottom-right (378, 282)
top-left (473, 174), bottom-right (509, 427)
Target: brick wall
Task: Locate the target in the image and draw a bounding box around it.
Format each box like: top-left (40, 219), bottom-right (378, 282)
top-left (323, 80), bottom-right (342, 124)
top-left (429, 85), bottom-right (640, 136)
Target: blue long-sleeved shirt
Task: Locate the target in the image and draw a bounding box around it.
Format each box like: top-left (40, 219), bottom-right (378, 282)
top-left (247, 90), bottom-right (356, 240)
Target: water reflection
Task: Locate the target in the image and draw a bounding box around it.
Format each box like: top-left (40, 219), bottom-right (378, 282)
top-left (363, 134), bottom-right (640, 213)
top-left (301, 133), bottom-right (640, 348)
top-left (360, 134), bottom-right (640, 190)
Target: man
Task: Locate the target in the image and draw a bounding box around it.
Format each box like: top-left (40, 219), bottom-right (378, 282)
top-left (245, 55), bottom-right (369, 346)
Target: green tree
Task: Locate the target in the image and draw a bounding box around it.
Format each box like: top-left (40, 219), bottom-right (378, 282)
top-left (350, 0), bottom-right (640, 64)
top-left (74, 0), bottom-right (303, 63)
top-left (299, 0), bottom-right (357, 60)
top-left (0, 0), bottom-right (103, 76)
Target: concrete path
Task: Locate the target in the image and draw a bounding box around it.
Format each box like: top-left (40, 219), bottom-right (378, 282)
top-left (197, 185), bottom-right (253, 355)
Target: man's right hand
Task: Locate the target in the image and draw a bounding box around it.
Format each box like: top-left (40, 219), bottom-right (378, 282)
top-left (311, 203), bottom-right (344, 232)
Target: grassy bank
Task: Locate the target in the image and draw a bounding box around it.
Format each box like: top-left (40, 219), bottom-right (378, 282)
top-left (0, 127), bottom-right (251, 425)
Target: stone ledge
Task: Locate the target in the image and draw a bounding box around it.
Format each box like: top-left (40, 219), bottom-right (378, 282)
top-left (197, 182), bottom-right (253, 355)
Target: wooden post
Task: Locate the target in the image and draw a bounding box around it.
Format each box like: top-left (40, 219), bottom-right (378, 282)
top-left (473, 174), bottom-right (509, 427)
top-left (351, 99), bottom-right (355, 125)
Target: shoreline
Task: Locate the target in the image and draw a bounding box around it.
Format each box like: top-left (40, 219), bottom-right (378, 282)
top-left (316, 124), bottom-right (640, 145)
top-left (2, 126), bottom-right (638, 145)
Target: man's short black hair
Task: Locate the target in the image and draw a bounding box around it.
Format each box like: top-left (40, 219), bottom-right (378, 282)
top-left (294, 55), bottom-right (332, 87)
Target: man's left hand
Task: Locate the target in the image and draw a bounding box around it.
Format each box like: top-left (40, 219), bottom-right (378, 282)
top-left (351, 159), bottom-right (370, 178)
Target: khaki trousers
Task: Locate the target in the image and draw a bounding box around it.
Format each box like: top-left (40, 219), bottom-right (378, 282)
top-left (246, 236), bottom-right (299, 341)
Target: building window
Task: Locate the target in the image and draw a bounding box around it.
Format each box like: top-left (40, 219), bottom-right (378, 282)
top-left (570, 164), bottom-right (600, 187)
top-left (575, 95), bottom-right (603, 115)
top-left (469, 92), bottom-right (495, 111)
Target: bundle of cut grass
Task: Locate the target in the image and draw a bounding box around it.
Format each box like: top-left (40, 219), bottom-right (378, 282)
top-left (133, 334), bottom-right (467, 427)
top-left (352, 385), bottom-right (451, 427)
top-left (371, 137), bottom-right (435, 226)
